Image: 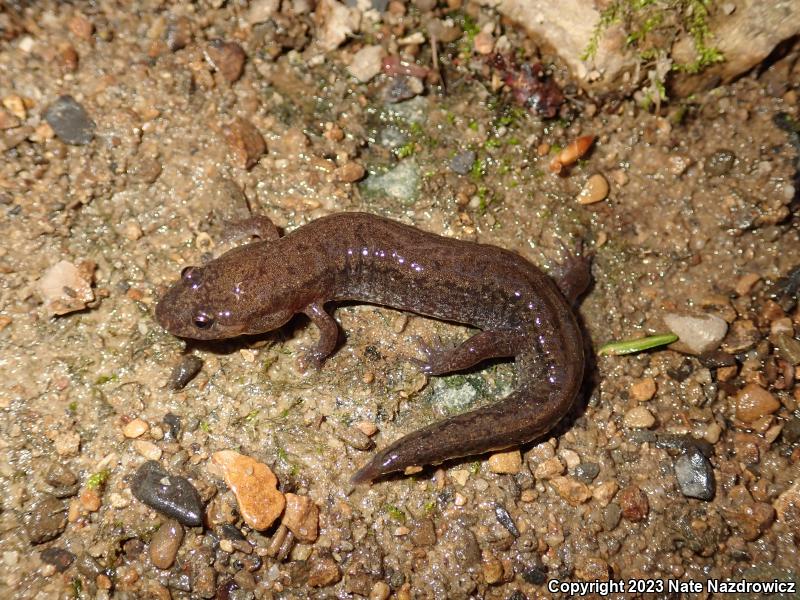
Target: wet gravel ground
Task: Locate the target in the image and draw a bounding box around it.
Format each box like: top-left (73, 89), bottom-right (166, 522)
top-left (1, 1), bottom-right (800, 598)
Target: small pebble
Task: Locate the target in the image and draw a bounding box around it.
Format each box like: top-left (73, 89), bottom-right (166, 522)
top-left (354, 421), bottom-right (378, 436)
top-left (130, 461), bottom-right (204, 527)
top-left (282, 493), bottom-right (319, 542)
top-left (618, 485), bottom-right (649, 522)
top-left (450, 150), bottom-right (476, 175)
top-left (592, 480), bottom-right (618, 506)
top-left (449, 469), bottom-right (470, 486)
top-left (40, 547), bottom-right (75, 573)
top-left (24, 495), bottom-right (67, 544)
top-left (572, 462), bottom-right (600, 483)
top-left (734, 383), bottom-right (780, 423)
top-left (149, 519), bottom-right (184, 569)
top-left (674, 447), bottom-right (715, 500)
top-left (348, 45), bottom-right (386, 82)
top-left (704, 422), bottom-right (723, 444)
top-left (560, 449), bottom-right (581, 470)
top-left (383, 76), bottom-right (424, 103)
top-left (338, 426), bottom-right (374, 451)
top-left (722, 319), bottom-right (760, 353)
top-left (306, 555), bottom-right (341, 587)
top-left (408, 518), bottom-right (436, 547)
top-left (704, 149), bottom-right (736, 176)
top-left (576, 173), bottom-right (609, 205)
top-left (68, 13), bottom-right (94, 40)
top-left (167, 355), bottom-right (203, 390)
top-left (772, 332), bottom-right (800, 365)
top-left (205, 40), bottom-right (246, 83)
top-left (533, 456), bottom-right (564, 480)
top-left (2, 94), bottom-right (26, 119)
top-left (334, 162), bottom-right (365, 182)
top-left (38, 260), bottom-right (95, 316)
top-left (630, 377), bottom-right (656, 402)
top-left (123, 418), bottom-right (149, 439)
top-left (370, 581), bottom-right (391, 600)
top-left (623, 406), bottom-right (656, 428)
top-left (482, 556), bottom-right (504, 584)
top-left (735, 272), bottom-right (761, 296)
top-left (0, 109), bottom-right (19, 129)
top-left (487, 450), bottom-right (522, 474)
top-left (473, 31), bottom-right (494, 54)
top-left (549, 476), bottom-right (592, 505)
top-left (43, 95), bottom-right (95, 145)
top-left (774, 480), bottom-right (800, 532)
top-left (663, 312), bottom-right (728, 355)
top-left (211, 450), bottom-right (285, 530)
top-left (79, 488), bottom-right (101, 512)
top-left (128, 157), bottom-right (162, 184)
top-left (165, 16), bottom-right (192, 51)
top-left (494, 504), bottom-right (519, 537)
top-left (134, 440), bottom-right (162, 461)
top-left (225, 118), bottom-right (265, 169)
top-left (246, 0), bottom-right (280, 24)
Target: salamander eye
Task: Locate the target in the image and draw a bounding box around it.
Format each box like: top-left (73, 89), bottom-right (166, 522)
top-left (193, 313), bottom-right (214, 330)
top-left (181, 266), bottom-right (198, 281)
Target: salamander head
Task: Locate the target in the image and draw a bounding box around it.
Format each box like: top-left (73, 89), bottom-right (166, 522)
top-left (155, 245), bottom-right (294, 340)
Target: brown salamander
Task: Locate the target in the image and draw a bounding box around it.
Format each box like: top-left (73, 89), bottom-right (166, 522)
top-left (155, 212), bottom-right (589, 483)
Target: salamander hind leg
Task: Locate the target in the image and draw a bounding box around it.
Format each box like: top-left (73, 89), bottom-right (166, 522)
top-left (550, 240), bottom-right (593, 305)
top-left (415, 330), bottom-right (523, 376)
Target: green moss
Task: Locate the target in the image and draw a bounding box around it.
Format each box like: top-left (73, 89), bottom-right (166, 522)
top-left (582, 0), bottom-right (724, 100)
top-left (86, 469), bottom-right (110, 489)
top-left (385, 504), bottom-right (407, 523)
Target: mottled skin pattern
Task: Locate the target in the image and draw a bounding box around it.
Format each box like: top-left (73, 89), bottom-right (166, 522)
top-left (155, 213), bottom-right (589, 483)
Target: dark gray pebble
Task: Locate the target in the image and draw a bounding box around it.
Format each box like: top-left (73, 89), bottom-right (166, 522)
top-left (699, 350), bottom-right (736, 368)
top-left (383, 76), bottom-right (423, 104)
top-left (131, 461), bottom-right (203, 526)
top-left (519, 563), bottom-right (547, 585)
top-left (450, 150), bottom-right (476, 175)
top-left (167, 355), bottom-right (203, 390)
top-left (169, 571), bottom-right (192, 592)
top-left (704, 149), bottom-right (736, 176)
top-left (572, 462), bottom-right (600, 483)
top-left (218, 524), bottom-right (246, 541)
top-left (674, 447), bottom-right (715, 500)
top-left (76, 553), bottom-right (103, 578)
top-left (24, 495), bottom-right (67, 544)
top-left (163, 412), bottom-right (182, 441)
top-left (40, 547), bottom-right (75, 572)
top-left (43, 95), bottom-right (95, 145)
top-left (494, 504), bottom-right (519, 537)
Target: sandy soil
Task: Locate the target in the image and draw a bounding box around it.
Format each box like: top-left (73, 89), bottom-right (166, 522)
top-left (0, 1), bottom-right (799, 598)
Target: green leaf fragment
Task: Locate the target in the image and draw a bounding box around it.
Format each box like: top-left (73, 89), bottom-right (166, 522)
top-left (598, 333), bottom-right (678, 356)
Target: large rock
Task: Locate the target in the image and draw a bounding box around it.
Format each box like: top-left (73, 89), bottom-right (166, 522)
top-left (670, 0), bottom-right (800, 95)
top-left (479, 0), bottom-right (800, 97)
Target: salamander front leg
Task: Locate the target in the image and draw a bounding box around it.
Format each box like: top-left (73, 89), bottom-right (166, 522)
top-left (301, 302), bottom-right (340, 370)
top-left (417, 330), bottom-right (522, 376)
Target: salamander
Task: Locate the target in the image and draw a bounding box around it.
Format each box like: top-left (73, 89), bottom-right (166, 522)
top-left (155, 212), bottom-right (589, 483)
